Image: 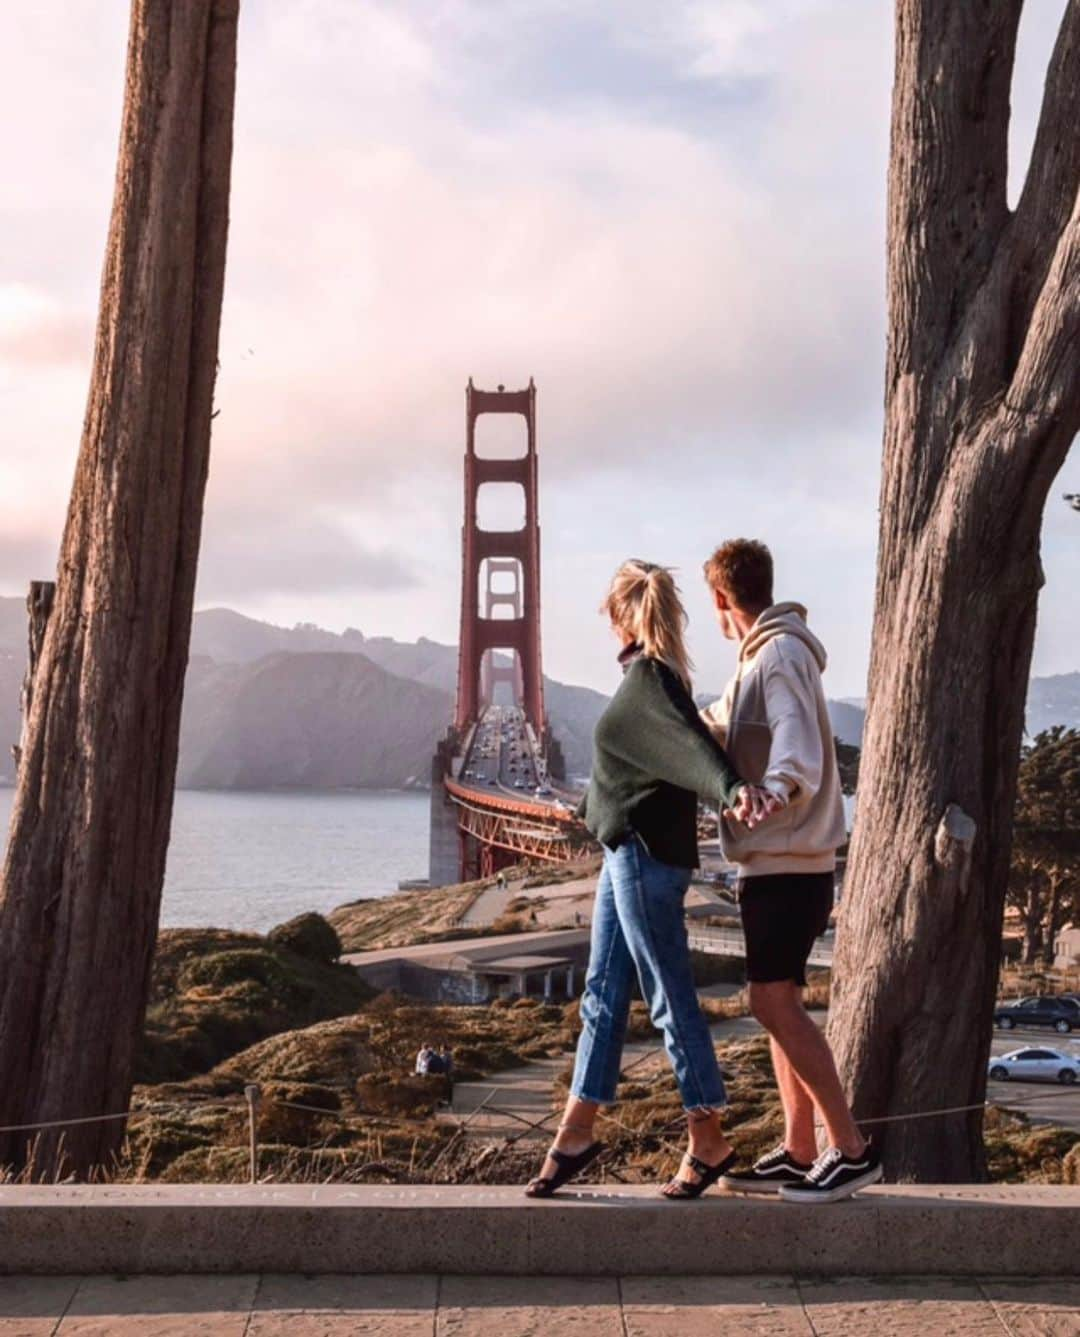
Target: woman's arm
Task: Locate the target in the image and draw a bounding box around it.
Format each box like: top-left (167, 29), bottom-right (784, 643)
top-left (608, 660), bottom-right (745, 808)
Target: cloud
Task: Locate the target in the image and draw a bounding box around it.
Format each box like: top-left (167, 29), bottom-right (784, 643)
top-left (195, 504), bottom-right (418, 602)
top-left (0, 1), bottom-right (1076, 692)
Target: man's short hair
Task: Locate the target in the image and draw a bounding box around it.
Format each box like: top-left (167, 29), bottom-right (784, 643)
top-left (703, 539), bottom-right (774, 610)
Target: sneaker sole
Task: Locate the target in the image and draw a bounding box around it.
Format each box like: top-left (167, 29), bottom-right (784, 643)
top-left (777, 1165), bottom-right (883, 1204)
top-left (719, 1175), bottom-right (792, 1195)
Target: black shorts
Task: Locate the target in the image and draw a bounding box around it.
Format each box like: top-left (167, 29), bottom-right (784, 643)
top-left (738, 873), bottom-right (834, 986)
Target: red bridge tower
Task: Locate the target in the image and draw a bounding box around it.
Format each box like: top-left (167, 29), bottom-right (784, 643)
top-left (455, 379), bottom-right (544, 733)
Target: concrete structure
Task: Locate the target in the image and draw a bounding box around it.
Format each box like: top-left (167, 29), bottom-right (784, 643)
top-left (0, 1185), bottom-right (1076, 1277)
top-left (344, 928), bottom-right (590, 1004)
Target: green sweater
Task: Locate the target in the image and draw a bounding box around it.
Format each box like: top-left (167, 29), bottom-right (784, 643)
top-left (578, 651), bottom-right (745, 870)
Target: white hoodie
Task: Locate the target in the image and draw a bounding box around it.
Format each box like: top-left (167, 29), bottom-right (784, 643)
top-left (701, 602), bottom-right (846, 878)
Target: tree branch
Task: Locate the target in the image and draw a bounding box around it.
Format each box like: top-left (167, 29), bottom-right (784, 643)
top-left (1011, 0), bottom-right (1080, 294)
top-left (1002, 186), bottom-right (1080, 458)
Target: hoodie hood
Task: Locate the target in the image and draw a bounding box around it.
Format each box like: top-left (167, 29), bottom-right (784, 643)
top-left (739, 602), bottom-right (827, 672)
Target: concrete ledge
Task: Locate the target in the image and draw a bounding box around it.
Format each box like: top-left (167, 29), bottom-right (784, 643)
top-left (0, 1184), bottom-right (1076, 1277)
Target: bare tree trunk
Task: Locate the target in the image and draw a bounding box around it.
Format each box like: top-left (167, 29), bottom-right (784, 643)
top-left (1042, 872), bottom-right (1066, 967)
top-left (10, 582), bottom-right (55, 775)
top-left (1020, 881), bottom-right (1046, 966)
top-left (0, 0), bottom-right (238, 1178)
top-left (828, 0), bottom-right (1080, 1181)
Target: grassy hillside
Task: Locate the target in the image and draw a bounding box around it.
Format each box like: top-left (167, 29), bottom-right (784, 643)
top-left (139, 925), bottom-right (374, 1085)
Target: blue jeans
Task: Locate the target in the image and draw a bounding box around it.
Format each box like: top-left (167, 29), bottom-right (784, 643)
top-left (570, 837), bottom-right (726, 1111)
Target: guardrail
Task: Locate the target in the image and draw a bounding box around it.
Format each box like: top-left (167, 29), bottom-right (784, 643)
top-left (687, 923), bottom-right (834, 967)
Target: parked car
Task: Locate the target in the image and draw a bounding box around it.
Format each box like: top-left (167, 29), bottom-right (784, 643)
top-left (993, 996), bottom-right (1076, 1033)
top-left (988, 1047), bottom-right (1079, 1085)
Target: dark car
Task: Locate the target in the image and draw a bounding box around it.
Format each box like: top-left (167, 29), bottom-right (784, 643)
top-left (993, 996), bottom-right (1076, 1034)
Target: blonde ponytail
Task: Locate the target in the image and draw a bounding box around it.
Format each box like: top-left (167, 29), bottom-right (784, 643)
top-left (602, 559), bottom-right (694, 692)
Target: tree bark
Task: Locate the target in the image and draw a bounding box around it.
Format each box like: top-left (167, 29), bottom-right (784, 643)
top-left (11, 582), bottom-right (55, 775)
top-left (0, 0), bottom-right (237, 1177)
top-left (828, 0), bottom-right (1080, 1181)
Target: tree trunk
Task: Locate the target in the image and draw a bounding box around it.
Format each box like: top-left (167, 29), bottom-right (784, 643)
top-left (0, 0), bottom-right (237, 1178)
top-left (1042, 871), bottom-right (1066, 967)
top-left (828, 0), bottom-right (1080, 1181)
top-left (11, 582), bottom-right (55, 775)
top-left (1021, 883), bottom-right (1046, 966)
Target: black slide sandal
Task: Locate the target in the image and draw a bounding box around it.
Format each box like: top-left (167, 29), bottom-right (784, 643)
top-left (662, 1149), bottom-right (737, 1200)
top-left (524, 1141), bottom-right (605, 1198)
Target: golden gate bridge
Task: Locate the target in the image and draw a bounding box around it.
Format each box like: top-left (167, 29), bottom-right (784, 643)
top-left (429, 380), bottom-right (590, 885)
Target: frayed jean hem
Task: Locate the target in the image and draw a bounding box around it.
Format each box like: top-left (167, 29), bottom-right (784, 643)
top-left (568, 1086), bottom-right (619, 1107)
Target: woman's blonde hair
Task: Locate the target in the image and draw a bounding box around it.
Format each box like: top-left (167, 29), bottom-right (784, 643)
top-left (602, 559), bottom-right (693, 691)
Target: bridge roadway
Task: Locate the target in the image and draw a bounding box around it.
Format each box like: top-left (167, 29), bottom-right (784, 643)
top-left (452, 704), bottom-right (570, 809)
top-left (442, 705), bottom-right (585, 871)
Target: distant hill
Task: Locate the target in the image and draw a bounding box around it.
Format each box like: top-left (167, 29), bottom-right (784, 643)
top-left (1026, 673), bottom-right (1080, 737)
top-left (177, 651), bottom-right (451, 790)
top-left (814, 677), bottom-right (1080, 747)
top-left (0, 600), bottom-right (604, 785)
top-left (188, 607), bottom-right (602, 775)
top-left (1, 596), bottom-right (1076, 788)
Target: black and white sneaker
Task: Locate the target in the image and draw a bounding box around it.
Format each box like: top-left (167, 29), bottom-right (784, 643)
top-left (778, 1143), bottom-right (882, 1204)
top-left (720, 1145), bottom-right (812, 1195)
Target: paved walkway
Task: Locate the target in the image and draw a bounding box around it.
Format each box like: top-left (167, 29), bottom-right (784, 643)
top-left (3, 1273), bottom-right (1076, 1334)
top-left (442, 1012), bottom-right (760, 1140)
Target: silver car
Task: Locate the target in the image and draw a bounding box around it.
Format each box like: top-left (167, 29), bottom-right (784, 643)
top-left (988, 1047), bottom-right (1080, 1085)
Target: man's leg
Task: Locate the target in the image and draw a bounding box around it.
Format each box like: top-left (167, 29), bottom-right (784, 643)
top-left (769, 1028), bottom-right (818, 1165)
top-left (750, 980), bottom-right (864, 1158)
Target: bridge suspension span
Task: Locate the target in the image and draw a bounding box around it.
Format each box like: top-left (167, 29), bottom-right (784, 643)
top-left (429, 380), bottom-right (586, 885)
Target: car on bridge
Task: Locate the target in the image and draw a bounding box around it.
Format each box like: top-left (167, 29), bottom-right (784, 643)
top-left (988, 1047), bottom-right (1080, 1084)
top-left (993, 996), bottom-right (1077, 1033)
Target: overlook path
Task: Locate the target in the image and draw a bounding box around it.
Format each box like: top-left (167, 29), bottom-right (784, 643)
top-left (2, 1271), bottom-right (1077, 1334)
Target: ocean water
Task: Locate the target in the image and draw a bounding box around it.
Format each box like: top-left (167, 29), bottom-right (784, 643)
top-left (0, 788), bottom-right (430, 933)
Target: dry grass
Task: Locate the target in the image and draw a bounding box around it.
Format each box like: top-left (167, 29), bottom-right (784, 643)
top-left (998, 962), bottom-right (1080, 1000)
top-left (327, 879), bottom-right (493, 951)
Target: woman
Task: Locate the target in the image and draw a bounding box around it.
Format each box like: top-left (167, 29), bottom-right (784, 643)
top-left (525, 560), bottom-right (766, 1201)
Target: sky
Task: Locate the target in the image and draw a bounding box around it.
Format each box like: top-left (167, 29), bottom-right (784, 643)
top-left (1, 1), bottom-right (1078, 698)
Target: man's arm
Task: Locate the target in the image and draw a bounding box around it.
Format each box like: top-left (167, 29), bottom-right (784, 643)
top-left (699, 688), bottom-right (732, 747)
top-left (761, 646), bottom-right (825, 805)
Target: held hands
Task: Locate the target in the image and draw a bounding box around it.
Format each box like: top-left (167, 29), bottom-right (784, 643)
top-left (724, 783), bottom-right (785, 829)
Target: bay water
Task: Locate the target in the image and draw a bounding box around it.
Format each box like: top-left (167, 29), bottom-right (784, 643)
top-left (0, 788), bottom-right (430, 933)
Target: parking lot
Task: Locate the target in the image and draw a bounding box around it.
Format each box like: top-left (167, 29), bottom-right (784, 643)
top-left (988, 1030), bottom-right (1080, 1131)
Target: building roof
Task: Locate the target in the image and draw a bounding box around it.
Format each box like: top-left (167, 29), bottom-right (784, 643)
top-left (467, 954), bottom-right (573, 975)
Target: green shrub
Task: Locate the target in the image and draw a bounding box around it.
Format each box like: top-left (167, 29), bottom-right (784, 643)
top-left (268, 913), bottom-right (342, 964)
top-left (179, 949), bottom-right (302, 999)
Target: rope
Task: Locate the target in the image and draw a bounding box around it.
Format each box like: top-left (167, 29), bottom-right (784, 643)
top-left (0, 1065), bottom-right (1071, 1140)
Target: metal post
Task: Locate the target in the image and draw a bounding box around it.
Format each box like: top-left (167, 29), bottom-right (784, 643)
top-left (566, 965), bottom-right (574, 998)
top-left (244, 1083), bottom-right (261, 1184)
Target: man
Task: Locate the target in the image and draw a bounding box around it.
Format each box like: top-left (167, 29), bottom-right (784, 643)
top-left (701, 538), bottom-right (882, 1203)
top-left (414, 1042), bottom-right (434, 1076)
